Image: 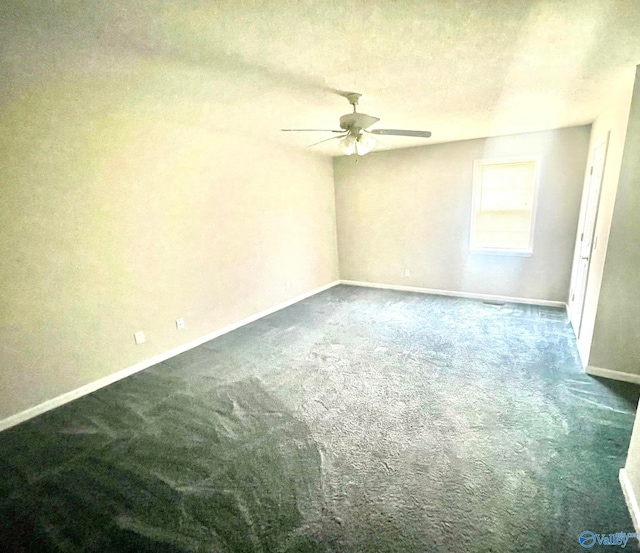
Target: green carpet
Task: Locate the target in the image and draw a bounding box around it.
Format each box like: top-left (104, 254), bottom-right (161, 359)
top-left (1, 285), bottom-right (638, 552)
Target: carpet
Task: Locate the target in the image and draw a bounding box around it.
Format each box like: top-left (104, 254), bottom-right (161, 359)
top-left (1, 285), bottom-right (638, 552)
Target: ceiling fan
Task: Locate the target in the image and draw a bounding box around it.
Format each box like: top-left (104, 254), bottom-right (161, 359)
top-left (282, 92), bottom-right (432, 156)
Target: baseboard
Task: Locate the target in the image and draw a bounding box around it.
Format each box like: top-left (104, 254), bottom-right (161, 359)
top-left (620, 468), bottom-right (640, 533)
top-left (0, 280), bottom-right (341, 433)
top-left (339, 280), bottom-right (567, 309)
top-left (586, 365), bottom-right (640, 385)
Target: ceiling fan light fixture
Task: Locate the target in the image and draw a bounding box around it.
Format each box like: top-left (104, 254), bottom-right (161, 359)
top-left (355, 134), bottom-right (376, 156)
top-left (339, 134), bottom-right (357, 155)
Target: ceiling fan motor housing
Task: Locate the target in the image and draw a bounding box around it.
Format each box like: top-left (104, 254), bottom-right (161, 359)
top-left (339, 112), bottom-right (381, 133)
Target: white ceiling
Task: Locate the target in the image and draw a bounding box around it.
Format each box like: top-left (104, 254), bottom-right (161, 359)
top-left (2, 0), bottom-right (639, 156)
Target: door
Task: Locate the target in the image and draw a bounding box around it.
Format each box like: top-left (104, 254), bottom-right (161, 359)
top-left (569, 136), bottom-right (609, 336)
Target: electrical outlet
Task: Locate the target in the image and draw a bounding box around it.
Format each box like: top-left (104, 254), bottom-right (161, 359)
top-left (286, 280), bottom-right (291, 290)
top-left (134, 331), bottom-right (146, 344)
top-left (405, 269), bottom-right (411, 277)
top-left (176, 318), bottom-right (185, 330)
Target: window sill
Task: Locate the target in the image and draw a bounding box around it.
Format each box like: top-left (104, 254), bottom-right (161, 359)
top-left (470, 248), bottom-right (533, 257)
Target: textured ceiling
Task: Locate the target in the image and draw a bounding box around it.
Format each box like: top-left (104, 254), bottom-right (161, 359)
top-left (1, 0), bottom-right (639, 156)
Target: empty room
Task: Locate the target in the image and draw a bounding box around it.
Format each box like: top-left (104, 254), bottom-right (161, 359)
top-left (2, 1), bottom-right (640, 551)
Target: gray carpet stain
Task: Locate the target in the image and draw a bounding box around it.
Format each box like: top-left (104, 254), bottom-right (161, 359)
top-left (0, 285), bottom-right (638, 552)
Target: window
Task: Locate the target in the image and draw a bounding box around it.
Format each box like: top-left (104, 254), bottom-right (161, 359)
top-left (470, 157), bottom-right (539, 255)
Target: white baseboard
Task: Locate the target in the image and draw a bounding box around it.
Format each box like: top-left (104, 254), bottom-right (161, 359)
top-left (586, 365), bottom-right (640, 385)
top-left (0, 280), bottom-right (340, 433)
top-left (339, 280), bottom-right (567, 309)
top-left (620, 468), bottom-right (640, 533)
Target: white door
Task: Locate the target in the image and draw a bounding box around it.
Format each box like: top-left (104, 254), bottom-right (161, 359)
top-left (569, 137), bottom-right (608, 336)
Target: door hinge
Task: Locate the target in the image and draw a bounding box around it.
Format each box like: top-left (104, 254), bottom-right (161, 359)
top-left (580, 232), bottom-right (584, 241)
top-left (590, 166), bottom-right (594, 175)
top-left (571, 293), bottom-right (575, 302)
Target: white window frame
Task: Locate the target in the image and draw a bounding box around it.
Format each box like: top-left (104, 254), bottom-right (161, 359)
top-left (470, 155), bottom-right (541, 256)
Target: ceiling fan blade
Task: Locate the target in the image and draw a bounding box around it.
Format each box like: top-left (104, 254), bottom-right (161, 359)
top-left (306, 134), bottom-right (347, 148)
top-left (369, 129), bottom-right (432, 138)
top-left (281, 129), bottom-right (344, 132)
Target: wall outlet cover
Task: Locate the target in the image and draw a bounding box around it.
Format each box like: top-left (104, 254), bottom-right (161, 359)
top-left (134, 331), bottom-right (146, 344)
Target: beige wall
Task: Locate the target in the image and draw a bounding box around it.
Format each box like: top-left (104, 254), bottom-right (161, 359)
top-left (570, 67), bottom-right (637, 366)
top-left (334, 127), bottom-right (590, 302)
top-left (589, 66), bottom-right (640, 376)
top-left (0, 78), bottom-right (338, 420)
top-left (576, 65), bottom-right (640, 530)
